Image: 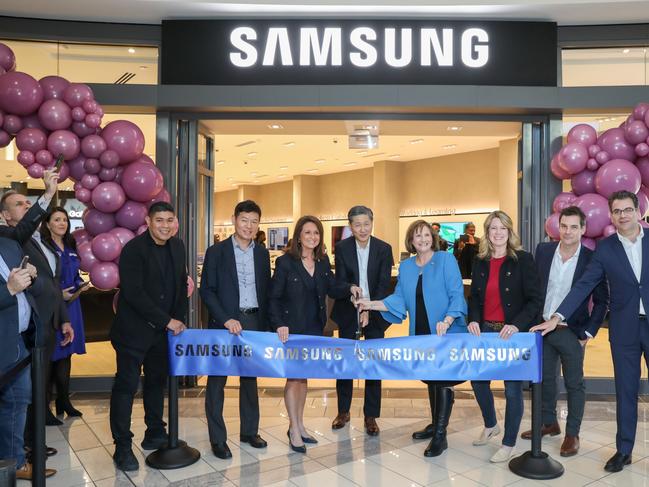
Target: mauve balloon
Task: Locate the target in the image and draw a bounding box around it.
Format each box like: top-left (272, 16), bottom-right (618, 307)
top-left (39, 75), bottom-right (70, 101)
top-left (90, 262), bottom-right (120, 290)
top-left (634, 102), bottom-right (649, 121)
top-left (101, 120), bottom-right (145, 164)
top-left (82, 209), bottom-right (116, 236)
top-left (71, 228), bottom-right (91, 246)
top-left (35, 149), bottom-right (52, 167)
top-left (115, 201), bottom-right (147, 231)
top-left (0, 130), bottom-right (11, 148)
top-left (625, 120), bottom-right (649, 145)
top-left (637, 158), bottom-right (649, 187)
top-left (136, 224), bottom-right (148, 236)
top-left (77, 242), bottom-right (98, 272)
top-left (98, 167), bottom-right (117, 181)
top-left (636, 143), bottom-right (649, 157)
top-left (17, 150), bottom-right (34, 167)
top-left (47, 130), bottom-right (80, 160)
top-left (84, 158), bottom-right (101, 175)
top-left (21, 114), bottom-right (44, 130)
top-left (3, 114), bottom-right (23, 135)
top-left (587, 158), bottom-right (599, 171)
top-left (58, 162), bottom-right (70, 182)
top-left (545, 213), bottom-right (560, 240)
top-left (147, 188), bottom-right (171, 209)
top-left (75, 187), bottom-right (91, 203)
top-left (567, 124), bottom-right (598, 146)
top-left (0, 43), bottom-right (16, 71)
top-left (71, 107), bottom-right (86, 122)
top-left (85, 113), bottom-right (101, 129)
top-left (602, 224), bottom-right (617, 237)
top-left (598, 128), bottom-right (636, 162)
top-left (558, 142), bottom-right (589, 175)
top-left (91, 233), bottom-right (122, 262)
top-left (576, 193), bottom-right (611, 238)
top-left (595, 159), bottom-right (641, 198)
top-left (637, 187), bottom-right (649, 218)
top-left (27, 164), bottom-right (44, 178)
top-left (82, 100), bottom-right (97, 114)
top-left (100, 149), bottom-right (120, 169)
top-left (81, 134), bottom-right (106, 159)
top-left (91, 182), bottom-right (126, 213)
top-left (38, 99), bottom-right (72, 131)
top-left (581, 237), bottom-right (596, 250)
top-left (571, 169), bottom-right (597, 196)
top-left (81, 174), bottom-right (100, 190)
top-left (0, 72), bottom-right (44, 115)
top-left (71, 121), bottom-right (95, 138)
top-left (121, 161), bottom-right (164, 202)
top-left (588, 144), bottom-right (601, 157)
top-left (595, 150), bottom-right (611, 165)
top-left (109, 227), bottom-right (135, 247)
top-left (16, 127), bottom-right (47, 153)
top-left (63, 83), bottom-right (94, 108)
top-left (67, 155), bottom-right (86, 181)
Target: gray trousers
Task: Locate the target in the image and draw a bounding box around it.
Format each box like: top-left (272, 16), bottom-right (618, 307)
top-left (541, 326), bottom-right (586, 436)
top-left (205, 312), bottom-right (262, 445)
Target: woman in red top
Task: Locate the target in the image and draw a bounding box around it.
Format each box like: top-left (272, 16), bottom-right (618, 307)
top-left (466, 211), bottom-right (542, 463)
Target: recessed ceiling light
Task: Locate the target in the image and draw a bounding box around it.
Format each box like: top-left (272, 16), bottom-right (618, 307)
top-left (139, 65), bottom-right (148, 70)
top-left (410, 138), bottom-right (424, 144)
top-left (227, 177), bottom-right (234, 181)
top-left (279, 165), bottom-right (288, 170)
top-left (356, 151), bottom-right (368, 155)
top-left (128, 48), bottom-right (135, 54)
top-left (442, 144), bottom-right (457, 149)
top-left (623, 48), bottom-right (630, 54)
top-left (343, 162), bottom-right (357, 167)
top-left (388, 154), bottom-right (401, 159)
top-left (19, 180), bottom-right (24, 183)
top-left (253, 180), bottom-right (260, 183)
top-left (251, 172), bottom-right (258, 177)
top-left (216, 160), bottom-right (225, 165)
top-left (447, 126), bottom-right (463, 132)
top-left (277, 174), bottom-right (286, 179)
top-left (247, 152), bottom-right (257, 157)
top-left (306, 168), bottom-right (318, 173)
top-left (315, 159), bottom-right (325, 164)
top-left (231, 183), bottom-right (237, 187)
top-left (268, 124), bottom-right (284, 130)
top-left (362, 125), bottom-right (377, 130)
top-left (283, 142), bottom-right (295, 147)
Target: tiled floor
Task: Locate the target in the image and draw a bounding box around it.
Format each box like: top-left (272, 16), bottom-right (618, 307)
top-left (20, 388), bottom-right (649, 486)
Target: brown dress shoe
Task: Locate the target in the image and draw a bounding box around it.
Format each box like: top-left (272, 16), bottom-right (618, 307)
top-left (16, 462), bottom-right (56, 480)
top-left (560, 435), bottom-right (580, 457)
top-left (332, 412), bottom-right (350, 430)
top-left (365, 417), bottom-right (380, 436)
top-left (520, 422), bottom-right (561, 440)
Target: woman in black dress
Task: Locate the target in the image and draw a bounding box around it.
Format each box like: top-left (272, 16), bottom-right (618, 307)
top-left (269, 216), bottom-right (362, 453)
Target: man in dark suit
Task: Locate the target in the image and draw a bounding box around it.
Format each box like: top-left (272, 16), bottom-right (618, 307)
top-left (534, 190), bottom-right (648, 473)
top-left (109, 202), bottom-right (188, 471)
top-left (331, 206), bottom-right (393, 435)
top-left (521, 206), bottom-right (608, 457)
top-left (200, 200), bottom-right (271, 459)
top-left (0, 237), bottom-right (56, 480)
top-left (431, 222), bottom-right (449, 252)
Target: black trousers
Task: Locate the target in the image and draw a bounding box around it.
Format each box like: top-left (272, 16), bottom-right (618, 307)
top-left (109, 332), bottom-right (168, 448)
top-left (205, 312), bottom-right (261, 445)
top-left (336, 323), bottom-right (384, 417)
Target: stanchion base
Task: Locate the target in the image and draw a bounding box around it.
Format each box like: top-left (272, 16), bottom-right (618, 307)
top-left (145, 443), bottom-right (200, 470)
top-left (509, 451), bottom-right (564, 480)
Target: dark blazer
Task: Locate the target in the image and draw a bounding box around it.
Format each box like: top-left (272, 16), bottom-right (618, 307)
top-left (200, 236), bottom-right (271, 330)
top-left (0, 237), bottom-right (43, 370)
top-left (535, 242), bottom-right (609, 339)
top-left (331, 236), bottom-right (393, 333)
top-left (269, 253), bottom-right (352, 333)
top-left (557, 233), bottom-right (649, 346)
top-left (0, 202), bottom-right (47, 245)
top-left (111, 232), bottom-right (188, 352)
top-left (468, 250), bottom-right (543, 332)
top-left (22, 236), bottom-right (69, 332)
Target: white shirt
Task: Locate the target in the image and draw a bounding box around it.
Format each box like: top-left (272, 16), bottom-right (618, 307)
top-left (0, 254), bottom-right (31, 333)
top-left (356, 238), bottom-right (371, 300)
top-left (31, 231), bottom-right (57, 276)
top-left (543, 244), bottom-right (581, 321)
top-left (617, 226), bottom-right (645, 315)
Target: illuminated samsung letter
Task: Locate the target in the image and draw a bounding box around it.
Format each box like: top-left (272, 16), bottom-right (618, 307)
top-left (385, 28), bottom-right (412, 68)
top-left (299, 28), bottom-right (342, 66)
top-left (461, 28), bottom-right (489, 68)
top-left (263, 27), bottom-right (293, 66)
top-left (230, 27), bottom-right (258, 67)
top-left (420, 28), bottom-right (453, 66)
top-left (349, 27), bottom-right (378, 67)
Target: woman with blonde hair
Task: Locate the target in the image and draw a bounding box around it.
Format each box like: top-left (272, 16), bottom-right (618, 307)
top-left (467, 210), bottom-right (542, 462)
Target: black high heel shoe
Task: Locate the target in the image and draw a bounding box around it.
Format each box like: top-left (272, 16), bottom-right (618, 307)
top-left (55, 399), bottom-right (83, 417)
top-left (301, 434), bottom-right (318, 444)
top-left (286, 430), bottom-right (306, 453)
top-left (46, 408), bottom-right (63, 426)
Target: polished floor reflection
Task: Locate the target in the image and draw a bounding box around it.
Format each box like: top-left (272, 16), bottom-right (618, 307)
top-left (19, 387), bottom-right (649, 486)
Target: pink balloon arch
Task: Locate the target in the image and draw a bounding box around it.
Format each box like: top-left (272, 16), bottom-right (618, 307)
top-left (547, 103), bottom-right (649, 248)
top-left (0, 43), bottom-right (171, 291)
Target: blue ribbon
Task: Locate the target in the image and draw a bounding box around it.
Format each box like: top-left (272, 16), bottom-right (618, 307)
top-left (168, 330), bottom-right (542, 382)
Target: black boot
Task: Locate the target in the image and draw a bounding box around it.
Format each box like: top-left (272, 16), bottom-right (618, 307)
top-left (413, 383), bottom-right (437, 439)
top-left (54, 357), bottom-right (82, 417)
top-left (424, 387), bottom-right (454, 457)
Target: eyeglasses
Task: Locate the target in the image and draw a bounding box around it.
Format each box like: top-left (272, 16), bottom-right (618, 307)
top-left (611, 207), bottom-right (636, 217)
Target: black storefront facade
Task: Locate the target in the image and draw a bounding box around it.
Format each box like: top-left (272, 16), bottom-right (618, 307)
top-left (2, 15), bottom-right (649, 392)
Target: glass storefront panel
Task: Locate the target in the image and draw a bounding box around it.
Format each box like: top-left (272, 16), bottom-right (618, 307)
top-left (562, 47), bottom-right (648, 86)
top-left (0, 39), bottom-right (158, 84)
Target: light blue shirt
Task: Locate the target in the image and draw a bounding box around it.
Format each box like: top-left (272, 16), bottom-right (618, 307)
top-left (0, 254), bottom-right (31, 333)
top-left (32, 231), bottom-right (57, 276)
top-left (356, 239), bottom-right (371, 300)
top-left (232, 236), bottom-right (258, 308)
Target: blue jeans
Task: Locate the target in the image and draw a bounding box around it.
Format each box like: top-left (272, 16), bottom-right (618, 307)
top-left (471, 380), bottom-right (523, 447)
top-left (0, 340), bottom-right (31, 468)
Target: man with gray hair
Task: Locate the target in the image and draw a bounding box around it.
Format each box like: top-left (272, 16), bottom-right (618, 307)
top-left (330, 205), bottom-right (393, 435)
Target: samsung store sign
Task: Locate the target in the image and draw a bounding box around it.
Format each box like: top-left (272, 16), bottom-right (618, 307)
top-left (161, 20), bottom-right (557, 86)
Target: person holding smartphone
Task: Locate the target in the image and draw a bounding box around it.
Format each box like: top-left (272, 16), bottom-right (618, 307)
top-left (40, 207), bottom-right (87, 418)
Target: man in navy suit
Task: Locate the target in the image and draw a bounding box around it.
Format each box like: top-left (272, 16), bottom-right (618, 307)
top-left (330, 206), bottom-right (393, 435)
top-left (533, 190), bottom-right (649, 473)
top-left (200, 200), bottom-right (271, 459)
top-left (521, 206), bottom-right (608, 457)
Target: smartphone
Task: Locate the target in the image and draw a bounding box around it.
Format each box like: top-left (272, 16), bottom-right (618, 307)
top-left (76, 281), bottom-right (91, 292)
top-left (54, 153), bottom-right (65, 172)
top-left (19, 256), bottom-right (29, 269)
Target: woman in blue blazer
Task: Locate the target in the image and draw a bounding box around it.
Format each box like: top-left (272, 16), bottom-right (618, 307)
top-left (359, 220), bottom-right (467, 458)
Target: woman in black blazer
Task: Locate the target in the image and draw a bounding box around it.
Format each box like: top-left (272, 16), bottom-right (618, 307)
top-left (467, 211), bottom-right (542, 463)
top-left (269, 215), bottom-right (362, 453)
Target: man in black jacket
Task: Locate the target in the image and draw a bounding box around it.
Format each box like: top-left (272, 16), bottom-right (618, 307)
top-left (200, 200), bottom-right (271, 459)
top-left (109, 202), bottom-right (188, 471)
top-left (330, 206), bottom-right (393, 435)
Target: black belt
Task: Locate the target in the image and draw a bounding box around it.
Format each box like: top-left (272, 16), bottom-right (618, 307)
top-left (240, 308), bottom-right (259, 315)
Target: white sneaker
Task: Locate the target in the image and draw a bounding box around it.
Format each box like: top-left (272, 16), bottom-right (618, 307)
top-left (472, 424), bottom-right (501, 446)
top-left (490, 445), bottom-right (514, 463)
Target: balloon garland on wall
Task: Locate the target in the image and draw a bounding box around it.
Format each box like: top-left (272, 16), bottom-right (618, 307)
top-left (546, 102), bottom-right (649, 249)
top-left (0, 42), bottom-right (171, 290)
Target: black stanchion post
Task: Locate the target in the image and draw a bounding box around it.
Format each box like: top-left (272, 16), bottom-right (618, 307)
top-left (145, 376), bottom-right (200, 469)
top-left (31, 347), bottom-right (47, 487)
top-left (509, 382), bottom-right (564, 479)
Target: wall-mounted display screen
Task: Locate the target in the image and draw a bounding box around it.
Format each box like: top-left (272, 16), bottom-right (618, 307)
top-left (268, 227), bottom-right (289, 250)
top-left (331, 225), bottom-right (353, 252)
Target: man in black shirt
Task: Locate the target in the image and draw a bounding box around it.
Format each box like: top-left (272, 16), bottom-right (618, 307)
top-left (109, 202), bottom-right (188, 472)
